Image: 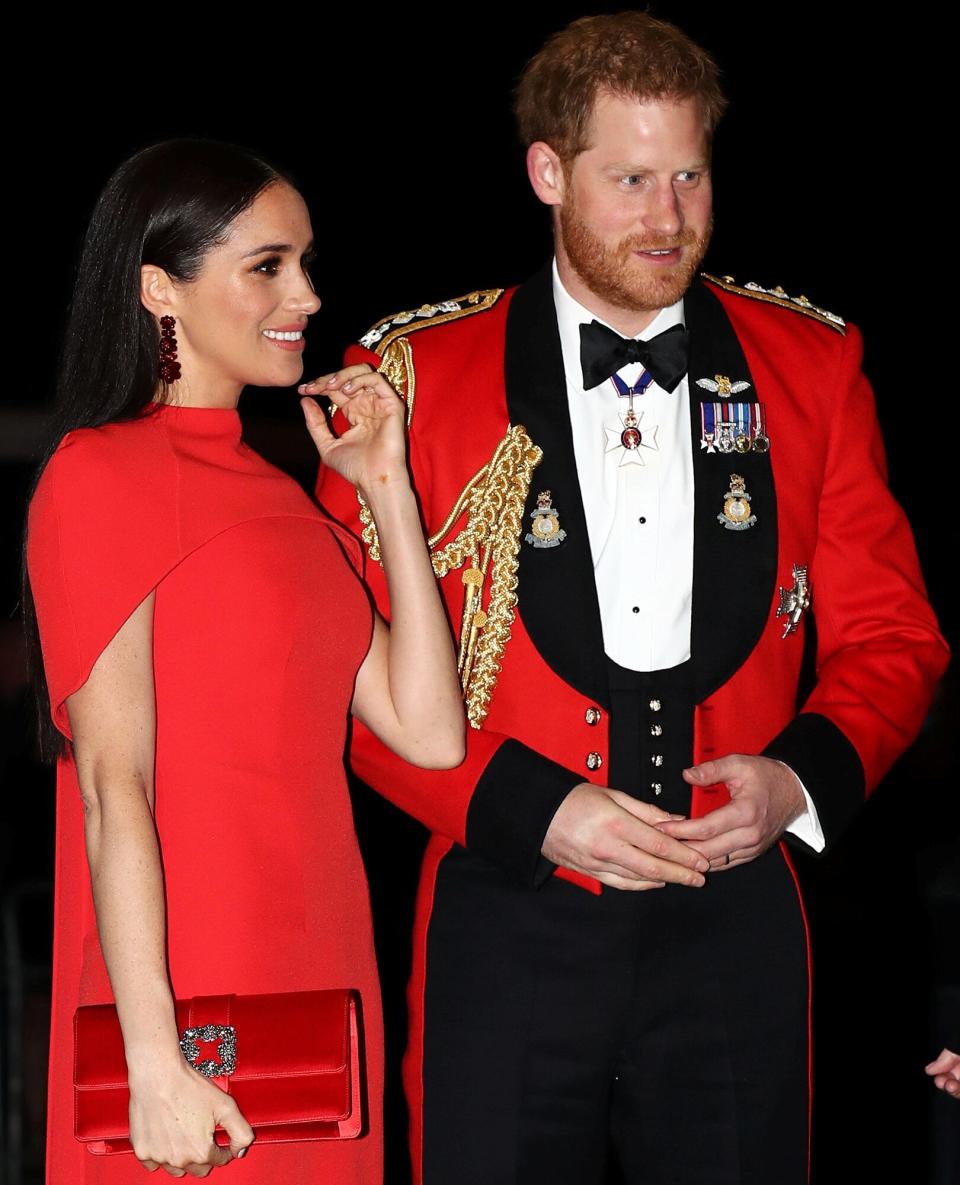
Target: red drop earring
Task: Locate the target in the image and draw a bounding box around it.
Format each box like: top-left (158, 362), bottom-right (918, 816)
top-left (159, 315), bottom-right (182, 384)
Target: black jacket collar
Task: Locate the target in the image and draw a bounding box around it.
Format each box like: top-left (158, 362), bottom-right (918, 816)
top-left (504, 266), bottom-right (778, 708)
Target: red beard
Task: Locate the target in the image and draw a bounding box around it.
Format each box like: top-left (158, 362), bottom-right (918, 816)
top-left (559, 202), bottom-right (713, 314)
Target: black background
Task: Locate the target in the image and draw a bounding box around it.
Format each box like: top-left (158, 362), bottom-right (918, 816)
top-left (2, 5), bottom-right (957, 1183)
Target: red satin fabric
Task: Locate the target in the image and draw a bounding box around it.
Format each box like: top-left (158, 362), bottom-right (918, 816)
top-left (74, 990), bottom-right (361, 1149)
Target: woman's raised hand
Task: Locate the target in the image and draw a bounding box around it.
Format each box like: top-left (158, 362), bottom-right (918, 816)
top-left (300, 366), bottom-right (408, 495)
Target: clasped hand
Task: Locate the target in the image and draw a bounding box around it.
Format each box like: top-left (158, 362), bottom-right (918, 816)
top-left (300, 364), bottom-right (407, 495)
top-left (661, 754), bottom-right (807, 870)
top-left (542, 755), bottom-right (806, 889)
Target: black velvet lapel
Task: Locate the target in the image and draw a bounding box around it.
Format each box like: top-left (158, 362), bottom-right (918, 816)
top-left (684, 280), bottom-right (779, 702)
top-left (505, 264), bottom-right (610, 710)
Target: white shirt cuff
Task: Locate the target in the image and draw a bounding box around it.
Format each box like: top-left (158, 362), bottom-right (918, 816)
top-left (778, 761), bottom-right (826, 853)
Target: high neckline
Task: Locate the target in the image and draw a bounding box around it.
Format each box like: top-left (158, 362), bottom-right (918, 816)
top-left (145, 401), bottom-right (242, 445)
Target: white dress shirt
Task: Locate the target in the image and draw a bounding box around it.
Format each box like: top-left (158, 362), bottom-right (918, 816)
top-left (551, 261), bottom-right (824, 850)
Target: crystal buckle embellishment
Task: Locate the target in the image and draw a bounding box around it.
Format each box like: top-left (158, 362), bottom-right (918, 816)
top-left (179, 1023), bottom-right (237, 1078)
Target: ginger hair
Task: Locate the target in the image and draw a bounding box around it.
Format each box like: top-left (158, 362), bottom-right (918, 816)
top-left (515, 12), bottom-right (727, 160)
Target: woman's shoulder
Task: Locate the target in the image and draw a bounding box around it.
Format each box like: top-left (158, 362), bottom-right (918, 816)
top-left (48, 413), bottom-right (169, 480)
top-left (34, 416), bottom-right (172, 510)
top-left (29, 415), bottom-right (177, 556)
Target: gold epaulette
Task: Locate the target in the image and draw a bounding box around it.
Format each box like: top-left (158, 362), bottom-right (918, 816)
top-left (703, 273), bottom-right (845, 334)
top-left (359, 425), bottom-right (543, 729)
top-left (358, 288), bottom-right (505, 429)
top-left (359, 288), bottom-right (505, 354)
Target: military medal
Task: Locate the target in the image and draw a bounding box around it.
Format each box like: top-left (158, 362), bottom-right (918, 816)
top-left (718, 473), bottom-right (757, 530)
top-left (700, 401), bottom-right (716, 452)
top-left (525, 490), bottom-right (567, 548)
top-left (731, 401), bottom-right (750, 452)
top-left (620, 406), bottom-right (642, 450)
top-left (776, 563), bottom-right (811, 637)
top-left (604, 371), bottom-right (659, 467)
top-left (752, 402), bottom-right (770, 453)
top-left (701, 400), bottom-right (769, 455)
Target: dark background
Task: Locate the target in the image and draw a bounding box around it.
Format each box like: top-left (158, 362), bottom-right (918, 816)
top-left (1, 5), bottom-right (957, 1183)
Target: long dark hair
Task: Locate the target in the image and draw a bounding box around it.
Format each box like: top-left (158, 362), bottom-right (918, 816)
top-left (22, 139), bottom-right (289, 760)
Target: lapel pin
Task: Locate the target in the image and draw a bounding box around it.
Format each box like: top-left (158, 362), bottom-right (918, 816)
top-left (525, 490), bottom-right (567, 548)
top-left (777, 564), bottom-right (811, 637)
top-left (696, 374), bottom-right (751, 398)
top-left (718, 473), bottom-right (758, 531)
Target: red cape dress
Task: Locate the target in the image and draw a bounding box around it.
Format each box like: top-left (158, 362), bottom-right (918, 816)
top-left (27, 402), bottom-right (383, 1183)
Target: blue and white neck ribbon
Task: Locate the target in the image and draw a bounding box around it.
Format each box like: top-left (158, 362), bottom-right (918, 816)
top-left (608, 370), bottom-right (655, 399)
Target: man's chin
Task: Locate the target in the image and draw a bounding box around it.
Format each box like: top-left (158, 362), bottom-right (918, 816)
top-left (609, 270), bottom-right (698, 314)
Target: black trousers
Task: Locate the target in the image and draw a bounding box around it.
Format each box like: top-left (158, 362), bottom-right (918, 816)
top-left (421, 843), bottom-right (809, 1185)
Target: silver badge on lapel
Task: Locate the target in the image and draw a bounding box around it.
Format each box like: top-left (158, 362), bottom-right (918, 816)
top-left (526, 490), bottom-right (567, 548)
top-left (718, 473), bottom-right (757, 531)
top-left (696, 374), bottom-right (751, 398)
top-left (776, 564), bottom-right (811, 637)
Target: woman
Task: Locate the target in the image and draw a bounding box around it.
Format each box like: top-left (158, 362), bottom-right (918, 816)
top-left (24, 139), bottom-right (464, 1182)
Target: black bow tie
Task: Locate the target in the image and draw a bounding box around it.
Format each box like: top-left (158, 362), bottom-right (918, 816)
top-left (579, 320), bottom-right (689, 393)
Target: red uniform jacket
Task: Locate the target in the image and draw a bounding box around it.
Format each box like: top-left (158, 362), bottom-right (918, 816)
top-left (318, 267), bottom-right (949, 895)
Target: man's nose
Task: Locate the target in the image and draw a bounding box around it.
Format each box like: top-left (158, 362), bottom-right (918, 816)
top-left (642, 184), bottom-right (683, 238)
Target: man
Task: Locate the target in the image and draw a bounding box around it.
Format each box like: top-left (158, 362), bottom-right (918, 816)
top-left (312, 13), bottom-right (949, 1184)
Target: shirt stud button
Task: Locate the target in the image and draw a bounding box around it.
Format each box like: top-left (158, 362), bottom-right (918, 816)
top-left (651, 754), bottom-right (664, 767)
top-left (649, 698), bottom-right (662, 712)
top-left (651, 782), bottom-right (663, 796)
top-left (650, 723), bottom-right (663, 737)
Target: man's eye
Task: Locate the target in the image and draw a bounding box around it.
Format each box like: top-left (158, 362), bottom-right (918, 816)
top-left (621, 174), bottom-right (644, 187)
top-left (252, 256), bottom-right (282, 276)
top-left (675, 171), bottom-right (701, 185)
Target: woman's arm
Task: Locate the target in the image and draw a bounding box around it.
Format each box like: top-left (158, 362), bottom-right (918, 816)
top-left (302, 373), bottom-right (464, 769)
top-left (66, 591), bottom-right (253, 1176)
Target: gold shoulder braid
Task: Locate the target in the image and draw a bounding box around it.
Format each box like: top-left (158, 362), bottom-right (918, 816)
top-left (702, 273), bottom-right (845, 334)
top-left (360, 288), bottom-right (505, 354)
top-left (377, 337), bottom-right (416, 426)
top-left (359, 289), bottom-right (505, 428)
top-left (359, 426), bottom-right (543, 729)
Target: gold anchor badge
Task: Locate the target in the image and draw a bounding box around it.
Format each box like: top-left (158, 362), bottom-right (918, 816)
top-left (717, 473), bottom-right (757, 531)
top-left (525, 490), bottom-right (566, 548)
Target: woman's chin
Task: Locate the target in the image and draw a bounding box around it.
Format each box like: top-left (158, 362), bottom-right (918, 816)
top-left (245, 361), bottom-right (306, 391)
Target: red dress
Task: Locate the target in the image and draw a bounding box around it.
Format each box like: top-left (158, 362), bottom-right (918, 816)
top-left (27, 402), bottom-right (383, 1183)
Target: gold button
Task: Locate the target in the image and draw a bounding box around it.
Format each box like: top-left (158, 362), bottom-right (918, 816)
top-left (586, 752), bottom-right (603, 771)
top-left (649, 698), bottom-right (662, 712)
top-left (650, 723), bottom-right (662, 737)
top-left (585, 706), bottom-right (602, 726)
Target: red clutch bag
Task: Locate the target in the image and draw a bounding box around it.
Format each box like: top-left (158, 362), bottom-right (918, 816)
top-left (73, 989), bottom-right (362, 1153)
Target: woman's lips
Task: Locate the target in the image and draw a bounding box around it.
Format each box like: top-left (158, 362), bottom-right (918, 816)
top-left (262, 327), bottom-right (306, 352)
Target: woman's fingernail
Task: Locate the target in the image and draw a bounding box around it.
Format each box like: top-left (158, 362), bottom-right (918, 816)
top-left (343, 381), bottom-right (353, 391)
top-left (326, 374), bottom-right (338, 385)
top-left (237, 1147), bottom-right (247, 1158)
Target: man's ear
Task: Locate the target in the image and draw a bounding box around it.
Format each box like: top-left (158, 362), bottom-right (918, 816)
top-left (140, 264), bottom-right (177, 318)
top-left (526, 141), bottom-right (568, 208)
